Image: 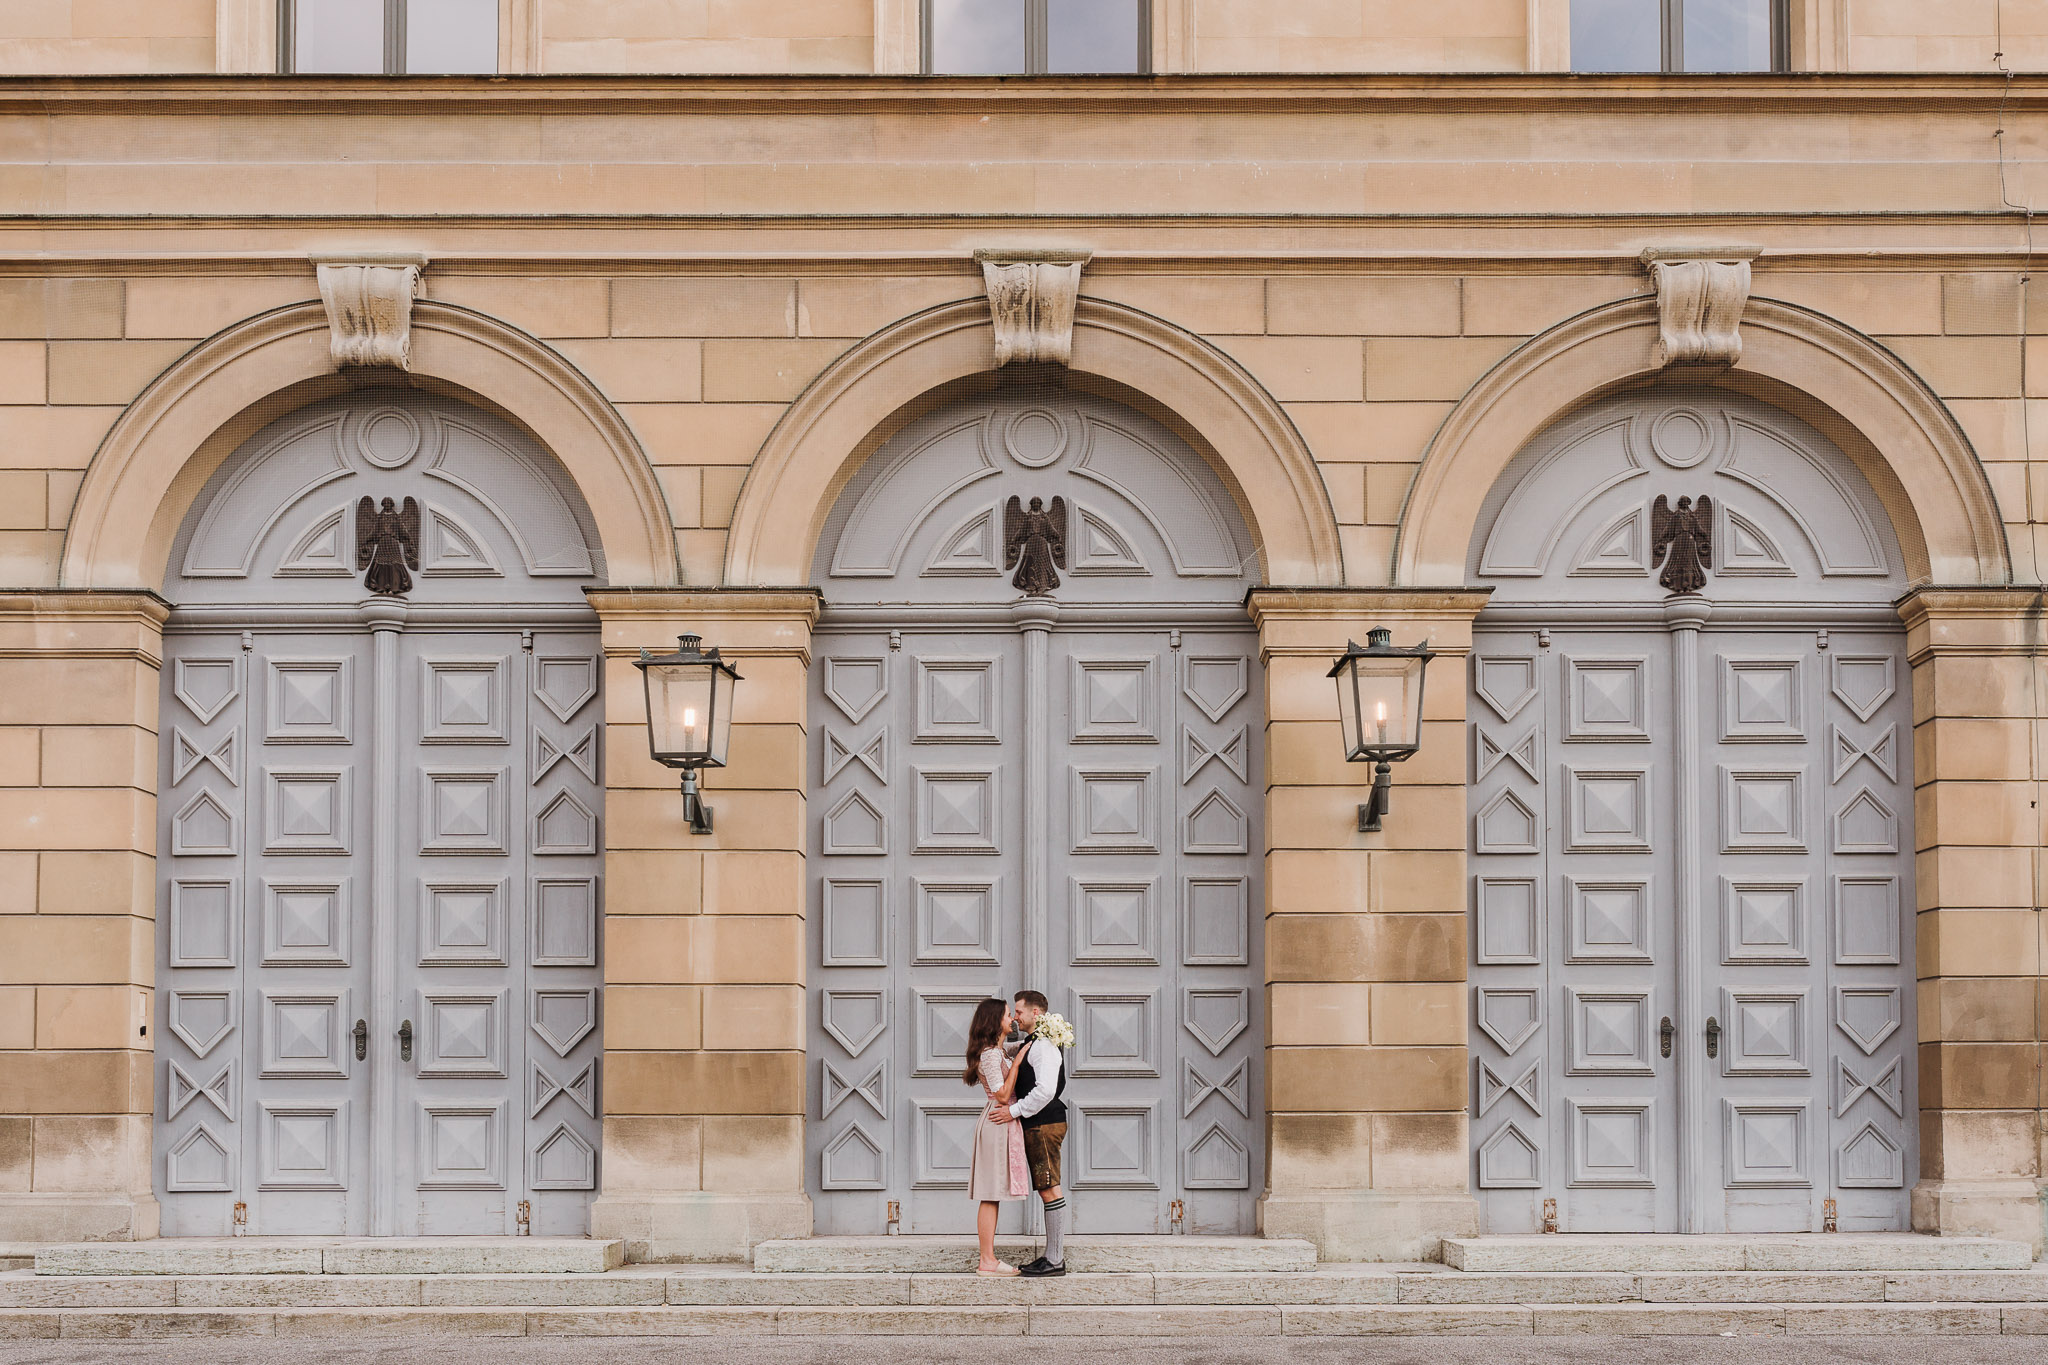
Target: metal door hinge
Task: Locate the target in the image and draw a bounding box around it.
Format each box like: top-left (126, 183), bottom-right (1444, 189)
top-left (1822, 1198), bottom-right (1838, 1233)
top-left (1537, 629), bottom-right (1551, 649)
top-left (1816, 629), bottom-right (1830, 650)
top-left (1169, 1199), bottom-right (1185, 1232)
top-left (232, 1201), bottom-right (248, 1235)
top-left (886, 1201), bottom-right (901, 1235)
top-left (517, 1200), bottom-right (531, 1236)
top-left (1169, 630), bottom-right (1182, 651)
top-left (888, 630), bottom-right (902, 652)
top-left (1542, 1198), bottom-right (1558, 1234)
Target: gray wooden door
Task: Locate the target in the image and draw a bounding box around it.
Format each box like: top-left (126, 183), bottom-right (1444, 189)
top-left (806, 388), bottom-right (1263, 1235)
top-left (155, 393), bottom-right (606, 1236)
top-left (1467, 391), bottom-right (1916, 1234)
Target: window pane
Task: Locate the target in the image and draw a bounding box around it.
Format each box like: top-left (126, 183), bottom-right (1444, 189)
top-left (293, 0), bottom-right (385, 73)
top-left (1683, 0), bottom-right (1773, 71)
top-left (1570, 0), bottom-right (1661, 72)
top-left (406, 0), bottom-right (499, 73)
top-left (929, 0), bottom-right (1027, 74)
top-left (1047, 0), bottom-right (1142, 73)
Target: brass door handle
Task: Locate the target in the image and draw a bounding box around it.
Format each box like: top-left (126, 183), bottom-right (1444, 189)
top-left (398, 1019), bottom-right (413, 1062)
top-left (353, 1018), bottom-right (368, 1062)
top-left (1658, 1016), bottom-right (1674, 1059)
top-left (1704, 1016), bottom-right (1721, 1060)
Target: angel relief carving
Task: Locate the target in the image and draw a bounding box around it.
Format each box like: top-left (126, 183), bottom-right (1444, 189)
top-left (1650, 493), bottom-right (1713, 596)
top-left (356, 495), bottom-right (421, 597)
top-left (1003, 494), bottom-right (1067, 596)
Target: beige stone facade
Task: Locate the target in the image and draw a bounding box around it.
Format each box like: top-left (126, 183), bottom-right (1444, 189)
top-left (1, 1), bottom-right (2047, 1261)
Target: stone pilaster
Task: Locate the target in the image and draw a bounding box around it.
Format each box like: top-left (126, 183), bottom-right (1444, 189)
top-left (587, 589), bottom-right (820, 1262)
top-left (1247, 587), bottom-right (1490, 1261)
top-left (0, 591), bottom-right (167, 1243)
top-left (1897, 588), bottom-right (2048, 1252)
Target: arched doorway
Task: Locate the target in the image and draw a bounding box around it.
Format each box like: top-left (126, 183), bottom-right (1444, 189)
top-left (153, 390), bottom-right (607, 1237)
top-left (806, 382), bottom-right (1264, 1235)
top-left (1466, 388), bottom-right (1916, 1234)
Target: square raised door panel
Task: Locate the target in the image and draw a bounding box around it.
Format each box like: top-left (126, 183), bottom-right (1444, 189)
top-left (1181, 877), bottom-right (1249, 967)
top-left (261, 877), bottom-right (350, 967)
top-left (420, 767), bottom-right (508, 855)
top-left (820, 879), bottom-right (888, 967)
top-left (1564, 655), bottom-right (1650, 741)
top-left (1832, 875), bottom-right (1901, 966)
top-left (911, 1100), bottom-right (982, 1189)
top-left (1071, 767), bottom-right (1159, 854)
top-left (913, 993), bottom-right (988, 1078)
top-left (1070, 656), bottom-right (1158, 743)
top-left (1720, 768), bottom-right (1807, 853)
top-left (1563, 767), bottom-right (1651, 853)
top-left (418, 989), bottom-right (508, 1078)
top-left (1567, 1098), bottom-right (1655, 1187)
top-left (263, 768), bottom-right (352, 855)
top-left (1723, 1100), bottom-right (1812, 1188)
top-left (912, 879), bottom-right (999, 966)
top-left (1071, 991), bottom-right (1158, 1078)
top-left (915, 657), bottom-right (1000, 744)
top-left (1720, 656), bottom-right (1805, 742)
top-left (1564, 877), bottom-right (1652, 964)
top-left (1721, 878), bottom-right (1808, 964)
top-left (420, 656), bottom-right (506, 744)
top-left (1721, 988), bottom-right (1810, 1076)
top-left (532, 876), bottom-right (599, 967)
top-left (1565, 987), bottom-right (1654, 1075)
top-left (418, 879), bottom-right (508, 967)
top-left (417, 1103), bottom-right (506, 1189)
top-left (259, 1102), bottom-right (347, 1190)
top-left (169, 878), bottom-right (238, 968)
top-left (259, 989), bottom-right (349, 1079)
top-left (1070, 877), bottom-right (1158, 966)
top-left (265, 658), bottom-right (351, 743)
top-left (914, 767), bottom-right (1000, 855)
top-left (1070, 1102), bottom-right (1158, 1189)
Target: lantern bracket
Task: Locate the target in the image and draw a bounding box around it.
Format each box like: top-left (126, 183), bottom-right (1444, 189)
top-left (1358, 760), bottom-right (1395, 833)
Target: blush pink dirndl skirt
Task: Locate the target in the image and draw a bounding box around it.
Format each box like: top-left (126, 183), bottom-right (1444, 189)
top-left (967, 1096), bottom-right (1029, 1201)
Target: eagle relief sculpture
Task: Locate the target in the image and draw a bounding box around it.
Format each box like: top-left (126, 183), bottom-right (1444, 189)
top-left (1003, 494), bottom-right (1067, 597)
top-left (1650, 493), bottom-right (1713, 596)
top-left (356, 495), bottom-right (421, 597)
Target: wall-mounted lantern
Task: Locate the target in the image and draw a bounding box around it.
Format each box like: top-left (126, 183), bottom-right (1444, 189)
top-left (1330, 627), bottom-right (1436, 833)
top-left (634, 634), bottom-right (742, 836)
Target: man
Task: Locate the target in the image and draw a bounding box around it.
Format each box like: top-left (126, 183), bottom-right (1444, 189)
top-left (992, 989), bottom-right (1068, 1277)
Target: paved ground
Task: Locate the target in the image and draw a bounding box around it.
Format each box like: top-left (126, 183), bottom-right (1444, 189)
top-left (0, 1338), bottom-right (2039, 1364)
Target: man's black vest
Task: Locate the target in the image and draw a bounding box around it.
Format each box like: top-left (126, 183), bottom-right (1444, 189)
top-left (1012, 1042), bottom-right (1067, 1128)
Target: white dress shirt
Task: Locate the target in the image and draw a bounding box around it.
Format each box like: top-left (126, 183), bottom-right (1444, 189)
top-left (1008, 1036), bottom-right (1063, 1121)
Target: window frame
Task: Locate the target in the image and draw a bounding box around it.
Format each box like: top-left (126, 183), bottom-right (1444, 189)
top-left (278, 0), bottom-right (504, 75)
top-left (1572, 0), bottom-right (1788, 73)
top-left (920, 0), bottom-right (1152, 76)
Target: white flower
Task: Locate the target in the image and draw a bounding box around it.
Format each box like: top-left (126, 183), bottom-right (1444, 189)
top-left (1032, 1013), bottom-right (1075, 1049)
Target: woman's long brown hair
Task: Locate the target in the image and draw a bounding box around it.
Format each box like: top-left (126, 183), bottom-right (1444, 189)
top-left (962, 997), bottom-right (1007, 1085)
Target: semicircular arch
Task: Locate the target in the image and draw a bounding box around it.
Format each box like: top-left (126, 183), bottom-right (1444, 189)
top-left (62, 300), bottom-right (678, 590)
top-left (1395, 296), bottom-right (2010, 588)
top-left (724, 297), bottom-right (1345, 588)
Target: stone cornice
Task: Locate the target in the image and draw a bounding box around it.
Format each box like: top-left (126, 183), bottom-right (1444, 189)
top-left (2, 72), bottom-right (2048, 114)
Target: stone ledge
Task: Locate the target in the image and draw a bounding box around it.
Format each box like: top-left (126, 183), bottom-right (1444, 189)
top-left (751, 1235), bottom-right (1317, 1274)
top-left (34, 1239), bottom-right (625, 1277)
top-left (1443, 1234), bottom-right (2034, 1274)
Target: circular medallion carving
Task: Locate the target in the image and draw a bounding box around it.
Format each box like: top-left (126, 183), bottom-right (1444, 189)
top-left (357, 407), bottom-right (423, 470)
top-left (1647, 407), bottom-right (1712, 469)
top-left (1001, 408), bottom-right (1068, 469)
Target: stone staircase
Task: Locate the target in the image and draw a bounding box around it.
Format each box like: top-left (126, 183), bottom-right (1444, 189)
top-left (0, 1234), bottom-right (2039, 1338)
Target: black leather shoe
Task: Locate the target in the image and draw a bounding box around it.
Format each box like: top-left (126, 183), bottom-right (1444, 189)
top-left (1015, 1256), bottom-right (1049, 1275)
top-left (1019, 1258), bottom-right (1066, 1277)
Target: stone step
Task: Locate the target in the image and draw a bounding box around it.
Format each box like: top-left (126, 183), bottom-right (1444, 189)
top-left (34, 1238), bottom-right (626, 1277)
top-left (0, 1299), bottom-right (2040, 1336)
top-left (751, 1235), bottom-right (1318, 1274)
top-left (1441, 1234), bottom-right (2034, 1274)
top-left (11, 1264), bottom-right (2046, 1310)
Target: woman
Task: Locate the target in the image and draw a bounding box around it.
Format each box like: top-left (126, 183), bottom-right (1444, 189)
top-left (963, 996), bottom-right (1029, 1276)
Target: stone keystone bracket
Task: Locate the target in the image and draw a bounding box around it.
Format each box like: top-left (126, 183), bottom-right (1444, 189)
top-left (975, 249), bottom-right (1092, 367)
top-left (1640, 246), bottom-right (1759, 371)
top-left (313, 253), bottom-right (429, 370)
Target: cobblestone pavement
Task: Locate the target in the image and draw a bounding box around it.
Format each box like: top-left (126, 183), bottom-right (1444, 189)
top-left (0, 1337), bottom-right (2038, 1364)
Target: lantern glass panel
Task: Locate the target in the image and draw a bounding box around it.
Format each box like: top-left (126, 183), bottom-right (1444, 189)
top-left (1342, 655), bottom-right (1427, 755)
top-left (645, 663), bottom-right (729, 766)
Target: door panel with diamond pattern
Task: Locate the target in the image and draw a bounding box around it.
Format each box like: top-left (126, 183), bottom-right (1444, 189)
top-left (807, 388), bottom-right (1262, 1235)
top-left (1468, 390), bottom-right (1915, 1234)
top-left (156, 391), bottom-right (606, 1236)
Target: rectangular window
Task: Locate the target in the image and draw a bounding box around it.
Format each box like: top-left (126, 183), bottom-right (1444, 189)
top-left (281, 0), bottom-right (498, 74)
top-left (925, 0), bottom-right (1147, 74)
top-left (1571, 0), bottom-right (1784, 72)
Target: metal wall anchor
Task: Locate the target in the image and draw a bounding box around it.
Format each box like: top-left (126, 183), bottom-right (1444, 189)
top-left (517, 1200), bottom-right (532, 1236)
top-left (1542, 1198), bottom-right (1558, 1233)
top-left (1170, 1199), bottom-right (1186, 1232)
top-left (1822, 1198), bottom-right (1838, 1233)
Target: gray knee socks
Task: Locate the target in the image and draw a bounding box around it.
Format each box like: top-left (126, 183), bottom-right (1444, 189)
top-left (1041, 1196), bottom-right (1067, 1267)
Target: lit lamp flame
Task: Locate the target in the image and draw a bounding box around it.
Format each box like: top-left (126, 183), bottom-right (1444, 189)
top-left (682, 705), bottom-right (699, 752)
top-left (1374, 699), bottom-right (1388, 747)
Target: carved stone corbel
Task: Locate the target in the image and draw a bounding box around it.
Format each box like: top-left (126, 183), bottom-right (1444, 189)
top-left (974, 249), bottom-right (1091, 367)
top-left (312, 253), bottom-right (428, 370)
top-left (1640, 247), bottom-right (1759, 370)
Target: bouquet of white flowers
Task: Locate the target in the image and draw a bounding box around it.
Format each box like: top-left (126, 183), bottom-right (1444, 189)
top-left (1031, 1012), bottom-right (1075, 1049)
